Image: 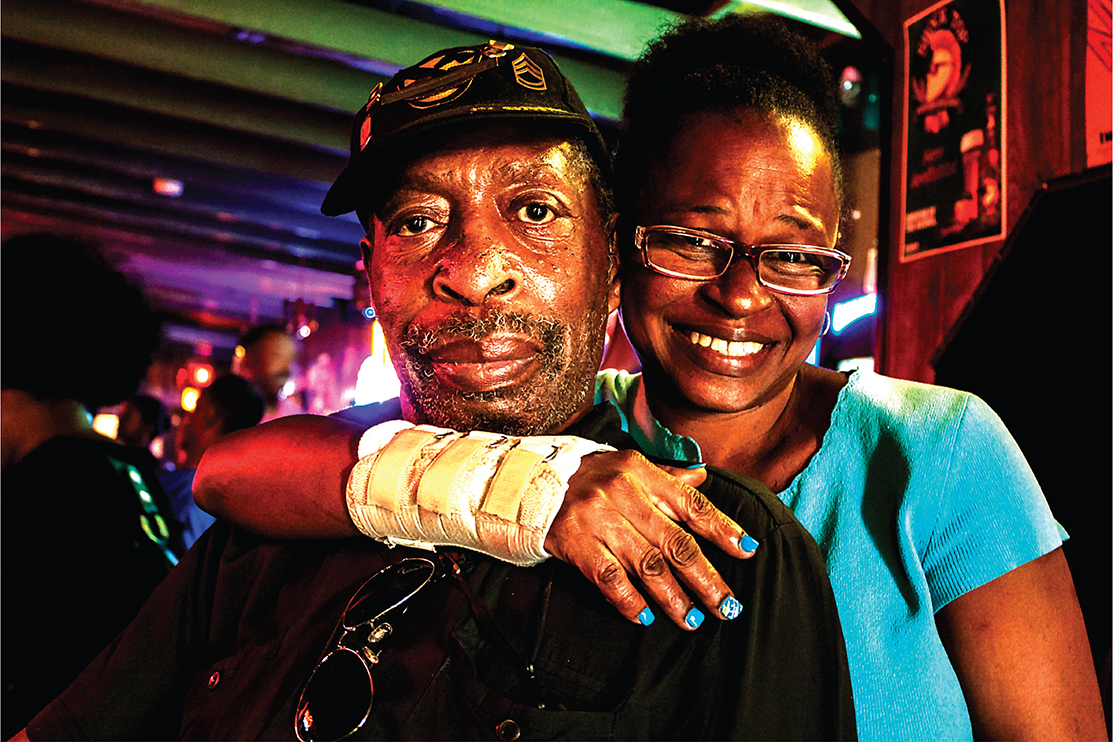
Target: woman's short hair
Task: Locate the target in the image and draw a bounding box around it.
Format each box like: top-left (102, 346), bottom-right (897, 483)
top-left (616, 13), bottom-right (843, 213)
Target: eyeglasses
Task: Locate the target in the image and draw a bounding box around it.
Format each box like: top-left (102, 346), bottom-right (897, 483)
top-left (634, 224), bottom-right (851, 295)
top-left (294, 554), bottom-right (540, 741)
top-left (294, 558), bottom-right (439, 742)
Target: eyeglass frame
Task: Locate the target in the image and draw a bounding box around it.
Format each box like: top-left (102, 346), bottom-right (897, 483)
top-left (294, 553), bottom-right (541, 742)
top-left (294, 557), bottom-right (441, 742)
top-left (633, 224), bottom-right (852, 296)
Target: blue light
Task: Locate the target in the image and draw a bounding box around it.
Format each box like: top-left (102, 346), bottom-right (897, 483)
top-left (831, 293), bottom-right (877, 335)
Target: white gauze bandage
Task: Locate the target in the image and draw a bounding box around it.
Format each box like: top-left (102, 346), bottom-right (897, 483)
top-left (346, 420), bottom-right (615, 566)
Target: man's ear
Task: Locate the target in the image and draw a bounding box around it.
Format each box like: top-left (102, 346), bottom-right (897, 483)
top-left (358, 238), bottom-right (376, 281)
top-left (606, 214), bottom-right (622, 314)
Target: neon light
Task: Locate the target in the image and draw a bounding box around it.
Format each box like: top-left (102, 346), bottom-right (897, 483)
top-left (831, 293), bottom-right (878, 334)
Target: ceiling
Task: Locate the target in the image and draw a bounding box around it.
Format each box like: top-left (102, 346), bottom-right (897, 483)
top-left (1, 0), bottom-right (861, 357)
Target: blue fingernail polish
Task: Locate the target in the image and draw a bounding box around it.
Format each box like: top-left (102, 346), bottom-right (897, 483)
top-left (638, 607), bottom-right (655, 626)
top-left (685, 607), bottom-right (705, 629)
top-left (719, 596), bottom-right (742, 620)
top-left (739, 534), bottom-right (760, 553)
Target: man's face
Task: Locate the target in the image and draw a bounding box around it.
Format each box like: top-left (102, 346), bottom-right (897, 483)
top-left (243, 333), bottom-right (296, 402)
top-left (363, 131), bottom-right (618, 436)
top-left (175, 393), bottom-right (223, 468)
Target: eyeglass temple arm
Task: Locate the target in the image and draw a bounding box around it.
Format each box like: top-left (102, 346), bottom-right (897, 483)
top-left (441, 553), bottom-right (541, 706)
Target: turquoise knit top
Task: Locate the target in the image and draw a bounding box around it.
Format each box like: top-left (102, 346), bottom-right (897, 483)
top-left (595, 368), bottom-right (1065, 741)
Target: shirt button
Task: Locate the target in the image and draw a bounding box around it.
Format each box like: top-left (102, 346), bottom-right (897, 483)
top-left (207, 671), bottom-right (221, 689)
top-left (495, 719), bottom-right (521, 741)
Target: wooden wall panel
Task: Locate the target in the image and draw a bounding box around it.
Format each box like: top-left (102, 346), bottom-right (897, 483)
top-left (850, 0), bottom-right (1088, 382)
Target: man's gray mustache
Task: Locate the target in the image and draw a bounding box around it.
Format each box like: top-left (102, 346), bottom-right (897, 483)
top-left (401, 311), bottom-right (564, 358)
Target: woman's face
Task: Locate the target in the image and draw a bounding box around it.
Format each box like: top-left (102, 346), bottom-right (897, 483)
top-left (622, 109), bottom-right (840, 415)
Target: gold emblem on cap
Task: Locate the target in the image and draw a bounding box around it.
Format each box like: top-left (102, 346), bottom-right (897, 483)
top-left (359, 82), bottom-right (382, 151)
top-left (482, 40), bottom-right (515, 58)
top-left (511, 53), bottom-right (546, 91)
top-left (398, 49), bottom-right (483, 109)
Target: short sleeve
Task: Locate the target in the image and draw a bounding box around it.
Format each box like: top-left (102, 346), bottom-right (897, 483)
top-left (921, 394), bottom-right (1065, 610)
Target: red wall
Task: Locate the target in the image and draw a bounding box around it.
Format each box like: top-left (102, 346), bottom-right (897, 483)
top-left (852, 0), bottom-right (1089, 382)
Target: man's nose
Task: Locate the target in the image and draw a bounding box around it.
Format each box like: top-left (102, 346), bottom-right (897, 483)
top-left (432, 222), bottom-right (522, 306)
top-left (702, 257), bottom-right (775, 316)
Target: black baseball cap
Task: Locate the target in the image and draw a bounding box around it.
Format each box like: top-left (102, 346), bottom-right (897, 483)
top-left (321, 40), bottom-right (609, 218)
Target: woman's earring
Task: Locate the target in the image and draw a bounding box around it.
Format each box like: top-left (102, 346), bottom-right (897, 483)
top-left (362, 303), bottom-right (376, 321)
top-left (821, 311), bottom-right (832, 336)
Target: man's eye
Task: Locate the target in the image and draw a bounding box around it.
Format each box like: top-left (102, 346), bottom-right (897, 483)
top-left (517, 203), bottom-right (555, 224)
top-left (397, 215), bottom-right (434, 236)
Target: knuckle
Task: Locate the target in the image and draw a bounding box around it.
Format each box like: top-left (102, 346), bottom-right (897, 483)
top-left (614, 449), bottom-right (646, 466)
top-left (685, 490), bottom-right (715, 516)
top-left (596, 560), bottom-right (626, 588)
top-left (663, 529), bottom-right (701, 567)
top-left (637, 548), bottom-right (668, 578)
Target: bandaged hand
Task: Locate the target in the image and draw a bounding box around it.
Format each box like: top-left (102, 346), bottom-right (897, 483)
top-left (347, 420), bottom-right (614, 565)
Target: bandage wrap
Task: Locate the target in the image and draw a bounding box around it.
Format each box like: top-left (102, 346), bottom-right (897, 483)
top-left (347, 421), bottom-right (615, 565)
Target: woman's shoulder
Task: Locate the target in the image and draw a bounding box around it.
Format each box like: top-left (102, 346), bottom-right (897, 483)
top-left (836, 370), bottom-right (980, 427)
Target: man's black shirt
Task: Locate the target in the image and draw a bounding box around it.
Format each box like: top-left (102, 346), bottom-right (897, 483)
top-left (28, 403), bottom-right (855, 740)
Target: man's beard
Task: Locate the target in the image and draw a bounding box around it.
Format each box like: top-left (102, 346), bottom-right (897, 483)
top-left (396, 308), bottom-right (605, 436)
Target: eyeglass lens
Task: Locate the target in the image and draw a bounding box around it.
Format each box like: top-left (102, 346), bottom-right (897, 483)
top-left (295, 651), bottom-right (373, 742)
top-left (295, 559), bottom-right (436, 742)
top-left (643, 228), bottom-right (844, 291)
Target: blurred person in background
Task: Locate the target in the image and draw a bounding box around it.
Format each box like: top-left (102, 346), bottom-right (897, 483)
top-left (233, 323), bottom-right (303, 422)
top-left (1, 233), bottom-right (184, 737)
top-left (159, 375), bottom-right (265, 548)
top-left (116, 394), bottom-right (169, 451)
top-left (116, 393), bottom-right (170, 470)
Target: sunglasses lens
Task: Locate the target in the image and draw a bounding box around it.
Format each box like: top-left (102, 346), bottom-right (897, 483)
top-left (342, 559), bottom-right (435, 628)
top-left (295, 650), bottom-right (373, 742)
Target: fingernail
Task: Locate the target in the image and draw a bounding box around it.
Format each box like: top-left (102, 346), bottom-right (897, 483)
top-left (638, 607), bottom-right (655, 626)
top-left (685, 607), bottom-right (705, 629)
top-left (739, 534), bottom-right (760, 553)
top-left (719, 595), bottom-right (742, 620)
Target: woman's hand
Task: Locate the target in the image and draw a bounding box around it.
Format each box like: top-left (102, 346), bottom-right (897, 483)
top-left (544, 449), bottom-right (757, 630)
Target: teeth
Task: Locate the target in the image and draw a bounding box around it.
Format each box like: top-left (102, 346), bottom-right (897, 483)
top-left (688, 331), bottom-right (763, 357)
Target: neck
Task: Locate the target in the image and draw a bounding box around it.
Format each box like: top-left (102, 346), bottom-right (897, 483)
top-left (1, 389), bottom-right (103, 470)
top-left (648, 375), bottom-right (799, 470)
top-left (642, 365), bottom-right (846, 492)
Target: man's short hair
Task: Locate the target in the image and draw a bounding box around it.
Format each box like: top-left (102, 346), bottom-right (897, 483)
top-left (129, 395), bottom-right (170, 437)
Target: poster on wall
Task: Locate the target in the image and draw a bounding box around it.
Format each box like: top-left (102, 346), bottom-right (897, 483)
top-left (900, 0), bottom-right (1005, 261)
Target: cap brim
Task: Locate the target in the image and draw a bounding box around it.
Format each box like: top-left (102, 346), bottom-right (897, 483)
top-left (320, 109), bottom-right (607, 219)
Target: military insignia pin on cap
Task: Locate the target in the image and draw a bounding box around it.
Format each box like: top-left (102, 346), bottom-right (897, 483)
top-left (321, 40), bottom-right (607, 218)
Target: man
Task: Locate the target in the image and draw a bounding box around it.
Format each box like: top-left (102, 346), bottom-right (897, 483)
top-left (19, 43), bottom-right (853, 741)
top-left (2, 234), bottom-right (183, 738)
top-left (234, 324), bottom-right (302, 421)
top-left (116, 395), bottom-right (170, 451)
top-left (160, 375), bottom-right (265, 548)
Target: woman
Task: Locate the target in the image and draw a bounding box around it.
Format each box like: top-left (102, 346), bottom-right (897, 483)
top-left (197, 14), bottom-right (1104, 739)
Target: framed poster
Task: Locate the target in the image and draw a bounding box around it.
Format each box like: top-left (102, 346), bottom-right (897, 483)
top-left (900, 0), bottom-right (1006, 261)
